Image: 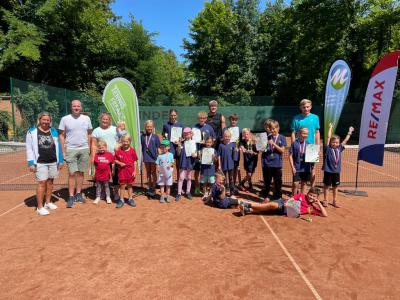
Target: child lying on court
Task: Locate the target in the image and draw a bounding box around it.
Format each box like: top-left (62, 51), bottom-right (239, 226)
top-left (239, 187), bottom-right (328, 217)
top-left (205, 171), bottom-right (241, 209)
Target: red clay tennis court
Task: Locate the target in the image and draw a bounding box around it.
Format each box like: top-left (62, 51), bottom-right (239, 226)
top-left (0, 141), bottom-right (400, 298)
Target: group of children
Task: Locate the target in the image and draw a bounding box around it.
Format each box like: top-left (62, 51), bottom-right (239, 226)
top-left (91, 103), bottom-right (354, 218)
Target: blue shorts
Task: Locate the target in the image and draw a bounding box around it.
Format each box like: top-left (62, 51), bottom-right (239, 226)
top-left (271, 198), bottom-right (286, 215)
top-left (201, 175), bottom-right (215, 184)
top-left (214, 197), bottom-right (238, 209)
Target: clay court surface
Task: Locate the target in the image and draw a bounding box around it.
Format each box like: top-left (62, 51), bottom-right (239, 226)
top-left (1, 187), bottom-right (399, 299)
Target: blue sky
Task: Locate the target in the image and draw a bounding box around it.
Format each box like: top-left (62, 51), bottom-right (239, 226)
top-left (111, 0), bottom-right (268, 62)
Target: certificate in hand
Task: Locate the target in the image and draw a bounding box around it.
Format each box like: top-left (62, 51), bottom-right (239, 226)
top-left (228, 127), bottom-right (240, 143)
top-left (192, 128), bottom-right (202, 143)
top-left (305, 144), bottom-right (320, 162)
top-left (255, 132), bottom-right (268, 151)
top-left (201, 148), bottom-right (214, 165)
top-left (184, 140), bottom-right (197, 157)
top-left (170, 127), bottom-right (182, 142)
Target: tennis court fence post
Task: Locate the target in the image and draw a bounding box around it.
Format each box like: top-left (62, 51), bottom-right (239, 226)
top-left (9, 77), bottom-right (16, 142)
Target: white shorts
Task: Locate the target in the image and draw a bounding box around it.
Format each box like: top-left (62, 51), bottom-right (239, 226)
top-left (157, 175), bottom-right (173, 186)
top-left (35, 163), bottom-right (59, 181)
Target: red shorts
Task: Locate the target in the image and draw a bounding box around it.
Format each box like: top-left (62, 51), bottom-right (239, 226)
top-left (119, 177), bottom-right (135, 185)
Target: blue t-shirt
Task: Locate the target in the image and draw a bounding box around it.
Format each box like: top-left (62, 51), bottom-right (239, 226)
top-left (200, 148), bottom-right (217, 176)
top-left (323, 145), bottom-right (344, 173)
top-left (218, 142), bottom-right (235, 172)
top-left (141, 133), bottom-right (160, 163)
top-left (262, 134), bottom-right (287, 168)
top-left (289, 139), bottom-right (312, 173)
top-left (223, 126), bottom-right (241, 162)
top-left (210, 184), bottom-right (231, 208)
top-left (162, 121), bottom-right (184, 156)
top-left (194, 123), bottom-right (215, 149)
top-left (291, 113), bottom-right (320, 144)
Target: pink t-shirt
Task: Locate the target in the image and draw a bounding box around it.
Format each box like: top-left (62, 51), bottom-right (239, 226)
top-left (292, 193), bottom-right (322, 216)
top-left (94, 152), bottom-right (114, 181)
top-left (115, 147), bottom-right (138, 181)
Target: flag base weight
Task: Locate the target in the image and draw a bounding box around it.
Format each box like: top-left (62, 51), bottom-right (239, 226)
top-left (339, 189), bottom-right (368, 197)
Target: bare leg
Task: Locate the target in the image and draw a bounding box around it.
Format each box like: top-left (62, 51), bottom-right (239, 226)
top-left (145, 163), bottom-right (152, 190)
top-left (241, 201), bottom-right (280, 213)
top-left (300, 180), bottom-right (307, 194)
top-left (332, 186), bottom-right (338, 205)
top-left (150, 163), bottom-right (157, 189)
top-left (68, 173), bottom-right (76, 196)
top-left (75, 171), bottom-right (84, 194)
top-left (310, 167), bottom-right (316, 187)
top-left (36, 181), bottom-right (46, 208)
top-left (194, 170), bottom-right (200, 189)
top-left (119, 184), bottom-right (126, 200)
top-left (292, 181), bottom-right (299, 195)
top-left (160, 185), bottom-right (165, 197)
top-left (127, 185), bottom-right (133, 199)
top-left (323, 185), bottom-right (329, 202)
top-left (45, 179), bottom-right (54, 204)
top-left (165, 186), bottom-right (170, 196)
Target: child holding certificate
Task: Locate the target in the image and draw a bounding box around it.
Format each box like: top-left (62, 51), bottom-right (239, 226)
top-left (176, 127), bottom-right (197, 201)
top-left (322, 122), bottom-right (354, 208)
top-left (156, 139), bottom-right (174, 203)
top-left (238, 128), bottom-right (258, 192)
top-left (224, 113), bottom-right (241, 194)
top-left (262, 120), bottom-right (286, 200)
top-left (289, 127), bottom-right (311, 195)
top-left (200, 136), bottom-right (218, 202)
top-left (162, 109), bottom-right (184, 174)
top-left (193, 111), bottom-right (216, 196)
top-left (218, 130), bottom-right (236, 196)
top-left (141, 120), bottom-right (160, 198)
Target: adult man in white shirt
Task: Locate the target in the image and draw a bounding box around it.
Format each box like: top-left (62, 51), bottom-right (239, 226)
top-left (59, 100), bottom-right (93, 208)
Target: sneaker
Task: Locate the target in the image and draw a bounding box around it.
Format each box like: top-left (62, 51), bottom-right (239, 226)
top-left (66, 196), bottom-right (75, 208)
top-left (93, 197), bottom-right (100, 205)
top-left (186, 193), bottom-right (193, 200)
top-left (127, 198), bottom-right (136, 207)
top-left (175, 194), bottom-right (182, 202)
top-left (44, 202), bottom-right (57, 210)
top-left (106, 197), bottom-right (112, 204)
top-left (116, 199), bottom-right (125, 208)
top-left (36, 207), bottom-right (50, 216)
top-left (75, 193), bottom-right (85, 204)
top-left (239, 203), bottom-right (252, 216)
top-left (165, 196), bottom-right (171, 203)
top-left (147, 188), bottom-right (156, 198)
top-left (159, 195), bottom-right (165, 203)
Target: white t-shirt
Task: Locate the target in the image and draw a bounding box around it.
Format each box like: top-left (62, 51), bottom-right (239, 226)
top-left (92, 125), bottom-right (117, 154)
top-left (59, 114), bottom-right (92, 149)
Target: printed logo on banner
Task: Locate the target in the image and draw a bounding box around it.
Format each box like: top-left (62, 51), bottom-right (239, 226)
top-left (330, 65), bottom-right (349, 90)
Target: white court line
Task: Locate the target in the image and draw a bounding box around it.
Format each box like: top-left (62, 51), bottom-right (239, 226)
top-left (259, 216), bottom-right (323, 300)
top-left (0, 201), bottom-right (29, 218)
top-left (343, 160), bottom-right (400, 180)
top-left (3, 173), bottom-right (31, 184)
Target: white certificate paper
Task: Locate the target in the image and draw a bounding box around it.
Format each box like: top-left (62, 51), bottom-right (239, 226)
top-left (184, 140), bottom-right (197, 157)
top-left (201, 148), bottom-right (214, 165)
top-left (305, 144), bottom-right (320, 162)
top-left (228, 127), bottom-right (240, 143)
top-left (170, 127), bottom-right (182, 143)
top-left (192, 128), bottom-right (202, 143)
top-left (255, 133), bottom-right (268, 151)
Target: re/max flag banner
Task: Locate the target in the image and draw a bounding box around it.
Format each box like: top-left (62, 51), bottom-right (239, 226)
top-left (358, 51), bottom-right (400, 166)
top-left (102, 78), bottom-right (142, 171)
top-left (324, 60), bottom-right (351, 143)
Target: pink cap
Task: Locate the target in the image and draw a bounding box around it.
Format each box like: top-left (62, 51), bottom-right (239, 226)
top-left (183, 127), bottom-right (192, 134)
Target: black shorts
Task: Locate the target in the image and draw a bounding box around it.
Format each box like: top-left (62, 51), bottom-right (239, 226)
top-left (293, 172), bottom-right (311, 182)
top-left (323, 172), bottom-right (340, 187)
top-left (193, 160), bottom-right (201, 171)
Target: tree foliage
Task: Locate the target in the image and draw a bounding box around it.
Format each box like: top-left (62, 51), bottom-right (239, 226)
top-left (0, 0), bottom-right (189, 105)
top-left (184, 0), bottom-right (400, 105)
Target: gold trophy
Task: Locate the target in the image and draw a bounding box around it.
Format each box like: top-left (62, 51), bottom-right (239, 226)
top-left (307, 206), bottom-right (313, 222)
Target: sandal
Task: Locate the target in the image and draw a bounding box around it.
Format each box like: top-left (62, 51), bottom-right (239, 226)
top-left (331, 202), bottom-right (340, 208)
top-left (321, 200), bottom-right (328, 207)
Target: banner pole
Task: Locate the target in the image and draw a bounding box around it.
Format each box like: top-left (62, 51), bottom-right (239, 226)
top-left (341, 158), bottom-right (368, 196)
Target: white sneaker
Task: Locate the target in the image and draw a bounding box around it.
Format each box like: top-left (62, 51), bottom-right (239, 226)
top-left (36, 207), bottom-right (50, 216)
top-left (93, 197), bottom-right (100, 205)
top-left (106, 197), bottom-right (112, 204)
top-left (44, 202), bottom-right (58, 210)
